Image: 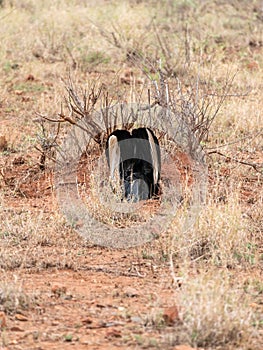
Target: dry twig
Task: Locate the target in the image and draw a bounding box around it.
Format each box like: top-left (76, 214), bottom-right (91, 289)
top-left (208, 150), bottom-right (263, 174)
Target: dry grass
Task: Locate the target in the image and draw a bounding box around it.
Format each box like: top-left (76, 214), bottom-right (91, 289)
top-left (171, 269), bottom-right (262, 350)
top-left (0, 0), bottom-right (262, 349)
top-left (171, 191), bottom-right (260, 268)
top-left (0, 195), bottom-right (88, 270)
top-left (0, 276), bottom-right (34, 315)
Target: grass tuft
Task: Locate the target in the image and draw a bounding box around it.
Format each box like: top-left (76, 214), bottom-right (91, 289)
top-left (171, 269), bottom-right (261, 349)
top-left (0, 278), bottom-right (33, 315)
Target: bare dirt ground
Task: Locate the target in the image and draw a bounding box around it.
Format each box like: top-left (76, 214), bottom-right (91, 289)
top-left (2, 251), bottom-right (176, 350)
top-left (0, 126), bottom-right (190, 350)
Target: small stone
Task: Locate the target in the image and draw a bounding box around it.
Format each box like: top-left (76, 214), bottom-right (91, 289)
top-left (63, 294), bottom-right (73, 300)
top-left (26, 74), bottom-right (35, 81)
top-left (32, 331), bottom-right (40, 340)
top-left (130, 316), bottom-right (143, 324)
top-left (51, 284), bottom-right (67, 296)
top-left (0, 312), bottom-right (7, 329)
top-left (81, 317), bottom-right (93, 325)
top-left (163, 305), bottom-right (179, 325)
top-left (14, 90), bottom-right (23, 95)
top-left (123, 287), bottom-right (140, 297)
top-left (8, 340), bottom-right (18, 345)
top-left (15, 313), bottom-right (28, 322)
top-left (0, 136), bottom-right (8, 151)
top-left (10, 326), bottom-right (24, 332)
top-left (105, 328), bottom-right (122, 338)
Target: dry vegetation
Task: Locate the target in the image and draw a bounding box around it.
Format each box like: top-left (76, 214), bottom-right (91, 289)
top-left (0, 0), bottom-right (262, 349)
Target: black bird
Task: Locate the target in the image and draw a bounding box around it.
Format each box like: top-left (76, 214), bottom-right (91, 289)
top-left (106, 128), bottom-right (161, 202)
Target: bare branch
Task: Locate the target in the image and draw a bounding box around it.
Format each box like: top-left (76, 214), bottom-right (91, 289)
top-left (208, 150), bottom-right (263, 174)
